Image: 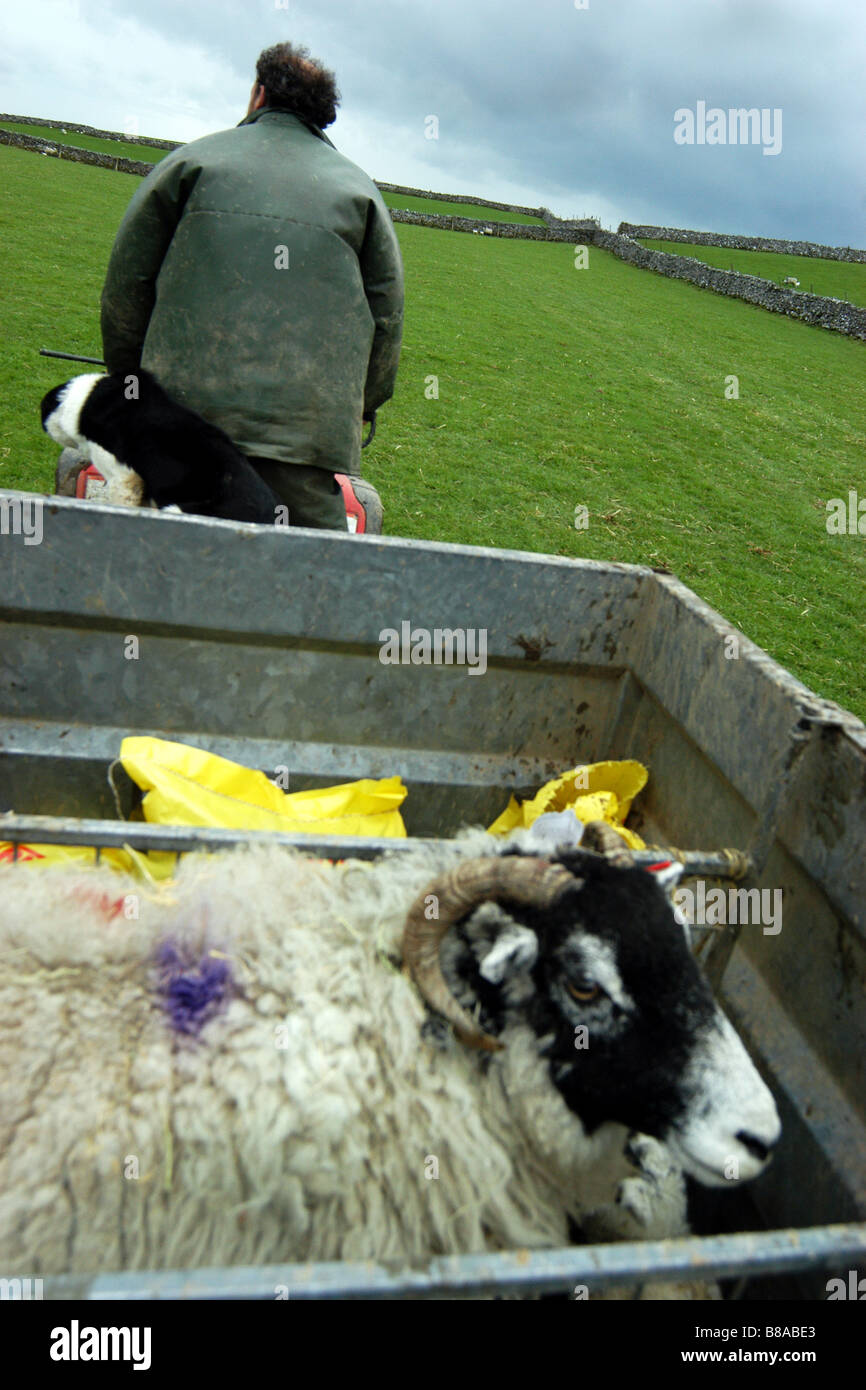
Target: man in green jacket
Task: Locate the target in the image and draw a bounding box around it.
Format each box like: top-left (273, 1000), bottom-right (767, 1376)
top-left (100, 42), bottom-right (404, 529)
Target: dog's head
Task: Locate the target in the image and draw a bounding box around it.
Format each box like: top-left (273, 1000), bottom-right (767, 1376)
top-left (41, 374), bottom-right (105, 448)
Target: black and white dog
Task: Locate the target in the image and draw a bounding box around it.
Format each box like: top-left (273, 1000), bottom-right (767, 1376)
top-left (41, 369), bottom-right (282, 524)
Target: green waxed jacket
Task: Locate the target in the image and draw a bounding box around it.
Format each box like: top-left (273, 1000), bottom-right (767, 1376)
top-left (100, 107), bottom-right (404, 473)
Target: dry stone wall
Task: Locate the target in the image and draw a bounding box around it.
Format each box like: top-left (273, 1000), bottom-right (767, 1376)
top-left (620, 222), bottom-right (866, 265)
top-left (389, 208), bottom-right (594, 241)
top-left (541, 210), bottom-right (600, 232)
top-left (0, 128), bottom-right (154, 175)
top-left (4, 116), bottom-right (862, 341)
top-left (595, 231), bottom-right (866, 341)
top-left (374, 182), bottom-right (541, 216)
top-left (0, 112), bottom-right (179, 150)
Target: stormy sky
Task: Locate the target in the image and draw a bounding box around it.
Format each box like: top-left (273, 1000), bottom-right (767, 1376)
top-left (3, 0), bottom-right (864, 245)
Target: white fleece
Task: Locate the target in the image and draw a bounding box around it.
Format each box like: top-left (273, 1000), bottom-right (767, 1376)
top-left (0, 836), bottom-right (713, 1294)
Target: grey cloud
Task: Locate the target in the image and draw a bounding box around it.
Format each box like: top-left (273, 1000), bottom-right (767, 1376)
top-left (5, 0), bottom-right (864, 243)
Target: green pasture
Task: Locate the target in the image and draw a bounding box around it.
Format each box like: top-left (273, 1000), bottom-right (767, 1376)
top-left (638, 238), bottom-right (866, 308)
top-left (0, 120), bottom-right (171, 163)
top-left (379, 192), bottom-right (544, 225)
top-left (2, 141), bottom-right (863, 718)
top-left (1, 123), bottom-right (545, 222)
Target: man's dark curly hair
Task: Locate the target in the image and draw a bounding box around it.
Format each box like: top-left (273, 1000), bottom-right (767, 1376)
top-left (255, 42), bottom-right (340, 128)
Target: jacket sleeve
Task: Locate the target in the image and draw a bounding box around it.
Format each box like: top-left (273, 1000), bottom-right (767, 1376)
top-left (358, 192), bottom-right (404, 415)
top-left (100, 151), bottom-right (200, 375)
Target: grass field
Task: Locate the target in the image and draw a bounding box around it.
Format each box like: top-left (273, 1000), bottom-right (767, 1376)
top-left (1, 122), bottom-right (545, 223)
top-left (379, 191), bottom-right (544, 225)
top-left (0, 124), bottom-right (545, 224)
top-left (2, 141), bottom-right (864, 718)
top-left (638, 238), bottom-right (866, 308)
top-left (0, 120), bottom-right (171, 163)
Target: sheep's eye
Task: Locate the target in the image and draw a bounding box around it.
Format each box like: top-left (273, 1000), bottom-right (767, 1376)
top-left (567, 978), bottom-right (601, 1003)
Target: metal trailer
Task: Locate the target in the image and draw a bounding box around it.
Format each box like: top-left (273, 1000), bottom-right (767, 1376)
top-left (1, 490), bottom-right (864, 1299)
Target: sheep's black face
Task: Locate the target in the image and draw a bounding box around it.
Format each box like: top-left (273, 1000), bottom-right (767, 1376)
top-left (525, 856), bottom-right (718, 1138)
top-left (455, 850), bottom-right (780, 1187)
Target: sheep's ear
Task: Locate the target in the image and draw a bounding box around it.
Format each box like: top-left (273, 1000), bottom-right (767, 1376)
top-left (479, 922), bottom-right (539, 983)
top-left (523, 809), bottom-right (585, 853)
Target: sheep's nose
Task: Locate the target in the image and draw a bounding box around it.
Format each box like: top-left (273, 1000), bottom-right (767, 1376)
top-left (736, 1129), bottom-right (777, 1164)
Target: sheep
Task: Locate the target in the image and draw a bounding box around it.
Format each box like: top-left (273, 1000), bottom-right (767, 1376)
top-left (782, 276), bottom-right (800, 288)
top-left (40, 369), bottom-right (282, 524)
top-left (0, 823), bottom-right (780, 1290)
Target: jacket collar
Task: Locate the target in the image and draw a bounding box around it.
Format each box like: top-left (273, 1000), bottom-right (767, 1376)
top-left (236, 105), bottom-right (336, 148)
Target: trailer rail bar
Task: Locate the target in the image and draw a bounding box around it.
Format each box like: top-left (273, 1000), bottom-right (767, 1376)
top-left (0, 813), bottom-right (752, 877)
top-left (32, 1223), bottom-right (866, 1300)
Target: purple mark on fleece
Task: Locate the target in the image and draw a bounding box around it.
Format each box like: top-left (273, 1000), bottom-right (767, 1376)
top-left (156, 941), bottom-right (233, 1035)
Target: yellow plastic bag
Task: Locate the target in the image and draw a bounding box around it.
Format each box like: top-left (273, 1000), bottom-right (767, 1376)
top-left (0, 740), bottom-right (408, 876)
top-left (487, 761), bottom-right (648, 850)
top-left (0, 842), bottom-right (128, 870)
top-left (0, 839), bottom-right (174, 880)
top-left (120, 736), bottom-right (408, 840)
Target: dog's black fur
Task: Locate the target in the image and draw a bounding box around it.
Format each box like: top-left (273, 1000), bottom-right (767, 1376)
top-left (41, 369), bottom-right (282, 525)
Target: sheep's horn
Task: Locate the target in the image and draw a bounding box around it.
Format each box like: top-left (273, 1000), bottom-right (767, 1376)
top-left (403, 856), bottom-right (575, 1052)
top-left (582, 820), bottom-right (636, 867)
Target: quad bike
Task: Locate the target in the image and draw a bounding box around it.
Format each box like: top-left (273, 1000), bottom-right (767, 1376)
top-left (54, 451), bottom-right (384, 534)
top-left (43, 349), bottom-right (384, 534)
